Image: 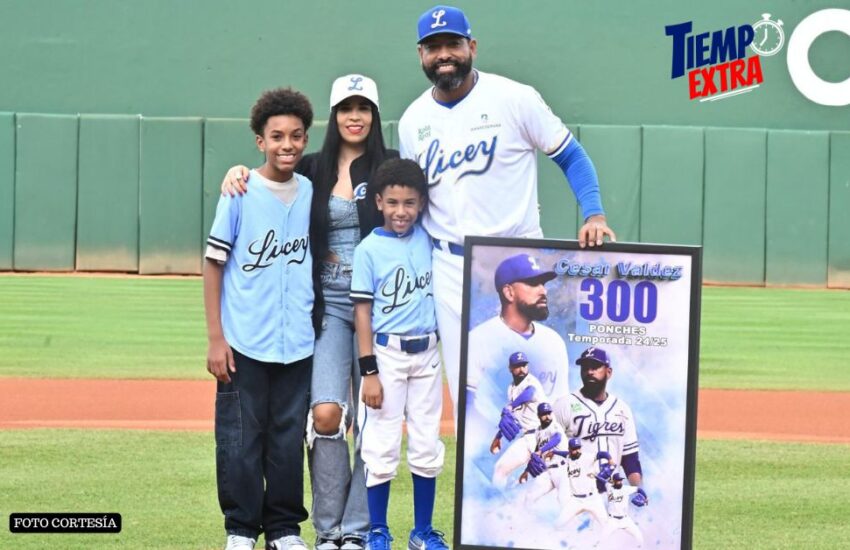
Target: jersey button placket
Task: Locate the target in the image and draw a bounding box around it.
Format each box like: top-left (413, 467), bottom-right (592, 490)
top-left (279, 211), bottom-right (288, 360)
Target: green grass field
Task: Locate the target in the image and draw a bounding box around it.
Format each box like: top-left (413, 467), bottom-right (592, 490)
top-left (1, 276), bottom-right (849, 389)
top-left (2, 275), bottom-right (849, 549)
top-left (0, 430), bottom-right (456, 550)
top-left (1, 431), bottom-right (847, 549)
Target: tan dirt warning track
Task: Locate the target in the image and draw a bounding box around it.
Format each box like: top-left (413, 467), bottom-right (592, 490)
top-left (1, 378), bottom-right (849, 443)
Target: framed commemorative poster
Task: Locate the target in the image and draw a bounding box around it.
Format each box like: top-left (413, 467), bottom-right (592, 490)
top-left (454, 237), bottom-right (701, 550)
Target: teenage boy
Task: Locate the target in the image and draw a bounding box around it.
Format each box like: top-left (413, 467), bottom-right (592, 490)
top-left (350, 159), bottom-right (449, 550)
top-left (204, 87), bottom-right (315, 550)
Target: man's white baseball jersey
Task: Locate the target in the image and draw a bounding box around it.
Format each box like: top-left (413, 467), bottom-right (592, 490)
top-left (565, 451), bottom-right (599, 497)
top-left (398, 70), bottom-right (572, 244)
top-left (492, 415), bottom-right (565, 489)
top-left (606, 484), bottom-right (640, 518)
top-left (468, 316), bottom-right (568, 417)
top-left (554, 450), bottom-right (608, 528)
top-left (507, 373), bottom-right (546, 431)
top-left (601, 484), bottom-right (645, 546)
top-left (553, 391), bottom-right (639, 467)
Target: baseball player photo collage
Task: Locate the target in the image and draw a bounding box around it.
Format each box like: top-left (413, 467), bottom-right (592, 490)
top-left (454, 237), bottom-right (701, 550)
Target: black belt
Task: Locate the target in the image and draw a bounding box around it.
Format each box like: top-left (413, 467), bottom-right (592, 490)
top-left (611, 515), bottom-right (625, 519)
top-left (573, 493), bottom-right (589, 498)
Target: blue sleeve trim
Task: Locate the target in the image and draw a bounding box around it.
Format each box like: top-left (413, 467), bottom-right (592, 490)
top-left (510, 386), bottom-right (536, 408)
top-left (349, 290), bottom-right (374, 302)
top-left (206, 236), bottom-right (232, 252)
top-left (539, 432), bottom-right (562, 453)
top-left (546, 132), bottom-right (573, 158)
top-left (550, 139), bottom-right (605, 221)
top-left (621, 451), bottom-right (642, 476)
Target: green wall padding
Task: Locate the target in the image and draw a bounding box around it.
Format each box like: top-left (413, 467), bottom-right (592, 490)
top-left (304, 120), bottom-right (328, 156)
top-left (703, 128), bottom-right (766, 284)
top-left (0, 113), bottom-right (14, 270)
top-left (828, 132), bottom-right (850, 289)
top-left (538, 125), bottom-right (580, 240)
top-left (76, 115), bottom-right (140, 272)
top-left (640, 126), bottom-right (704, 245)
top-left (202, 119), bottom-right (263, 243)
top-left (579, 125), bottom-right (641, 243)
top-left (14, 114), bottom-right (78, 271)
top-left (382, 121), bottom-right (397, 151)
top-left (139, 117), bottom-right (203, 275)
top-left (1, 1), bottom-right (846, 133)
top-left (765, 131), bottom-right (829, 286)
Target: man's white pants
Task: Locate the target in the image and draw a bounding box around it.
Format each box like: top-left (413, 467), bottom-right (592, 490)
top-left (557, 490), bottom-right (608, 528)
top-left (492, 433), bottom-right (536, 488)
top-left (358, 334), bottom-right (445, 488)
top-left (523, 462), bottom-right (570, 506)
top-left (599, 515), bottom-right (644, 547)
top-left (432, 247), bottom-right (464, 426)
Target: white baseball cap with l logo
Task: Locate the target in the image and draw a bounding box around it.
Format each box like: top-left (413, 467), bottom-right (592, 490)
top-left (329, 74), bottom-right (380, 112)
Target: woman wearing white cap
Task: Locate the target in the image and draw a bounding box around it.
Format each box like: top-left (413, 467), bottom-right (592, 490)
top-left (221, 75), bottom-right (397, 550)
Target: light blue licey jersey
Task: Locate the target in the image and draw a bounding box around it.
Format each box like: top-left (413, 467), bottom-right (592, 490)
top-left (350, 224), bottom-right (437, 336)
top-left (206, 170), bottom-right (315, 364)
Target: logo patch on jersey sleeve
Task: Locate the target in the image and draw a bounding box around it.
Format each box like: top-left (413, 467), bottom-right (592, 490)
top-left (353, 182), bottom-right (368, 201)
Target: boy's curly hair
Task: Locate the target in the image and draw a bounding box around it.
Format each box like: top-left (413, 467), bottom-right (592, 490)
top-left (250, 87), bottom-right (313, 136)
top-left (370, 158), bottom-right (428, 201)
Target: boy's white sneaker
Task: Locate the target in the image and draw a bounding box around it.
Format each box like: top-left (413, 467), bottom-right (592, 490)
top-left (225, 534), bottom-right (257, 550)
top-left (267, 535), bottom-right (309, 550)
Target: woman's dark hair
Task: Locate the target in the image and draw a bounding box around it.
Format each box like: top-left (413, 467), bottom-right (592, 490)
top-left (309, 99), bottom-right (389, 267)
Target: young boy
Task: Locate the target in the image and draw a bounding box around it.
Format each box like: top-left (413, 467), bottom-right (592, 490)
top-left (204, 87), bottom-right (315, 550)
top-left (350, 159), bottom-right (448, 550)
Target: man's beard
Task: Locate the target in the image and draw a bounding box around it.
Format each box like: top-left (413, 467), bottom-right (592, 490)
top-left (512, 371), bottom-right (528, 386)
top-left (422, 56), bottom-right (473, 91)
top-left (581, 376), bottom-right (608, 396)
top-left (517, 300), bottom-right (549, 322)
top-left (539, 418), bottom-right (552, 429)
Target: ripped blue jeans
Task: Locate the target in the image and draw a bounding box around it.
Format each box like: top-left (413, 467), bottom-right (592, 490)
top-left (307, 262), bottom-right (368, 540)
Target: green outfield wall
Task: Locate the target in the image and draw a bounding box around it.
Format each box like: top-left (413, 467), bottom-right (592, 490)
top-left (0, 1), bottom-right (847, 284)
top-left (0, 115), bottom-right (848, 287)
top-left (1, 1), bottom-right (847, 129)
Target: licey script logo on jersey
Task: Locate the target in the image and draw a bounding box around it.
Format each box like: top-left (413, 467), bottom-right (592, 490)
top-left (665, 16), bottom-right (782, 102)
top-left (379, 266), bottom-right (433, 314)
top-left (242, 230), bottom-right (309, 272)
top-left (417, 136), bottom-right (498, 187)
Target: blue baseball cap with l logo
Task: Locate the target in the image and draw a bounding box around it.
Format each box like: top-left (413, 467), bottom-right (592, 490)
top-left (508, 351), bottom-right (529, 367)
top-left (576, 347), bottom-right (611, 367)
top-left (494, 253), bottom-right (557, 291)
top-left (417, 5), bottom-right (472, 43)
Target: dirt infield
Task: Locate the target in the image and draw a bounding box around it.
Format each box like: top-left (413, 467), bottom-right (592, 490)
top-left (1, 378), bottom-right (849, 443)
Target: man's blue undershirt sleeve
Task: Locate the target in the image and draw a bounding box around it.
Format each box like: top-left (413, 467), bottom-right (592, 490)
top-left (549, 138), bottom-right (604, 221)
